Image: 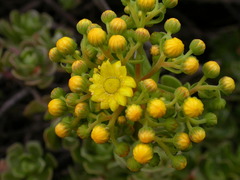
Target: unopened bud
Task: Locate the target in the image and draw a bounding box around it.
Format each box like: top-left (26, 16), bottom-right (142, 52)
top-left (182, 56), bottom-right (199, 75)
top-left (72, 60), bottom-right (88, 75)
top-left (141, 78), bottom-right (158, 92)
top-left (148, 153), bottom-right (160, 167)
top-left (87, 28), bottom-right (107, 47)
top-left (189, 127), bottom-right (206, 143)
top-left (56, 37), bottom-right (77, 55)
top-left (68, 75), bottom-right (88, 93)
top-left (202, 61), bottom-right (220, 79)
top-left (171, 155), bottom-right (187, 170)
top-left (114, 142), bottom-right (130, 157)
top-left (101, 10), bottom-right (117, 24)
top-left (218, 76), bottom-right (235, 95)
top-left (48, 99), bottom-right (67, 117)
top-left (173, 132), bottom-right (191, 150)
top-left (204, 112), bottom-right (217, 127)
top-left (108, 35), bottom-right (127, 53)
top-left (50, 87), bottom-right (66, 99)
top-left (109, 18), bottom-right (127, 34)
top-left (49, 47), bottom-right (63, 62)
top-left (74, 102), bottom-right (89, 118)
top-left (135, 28), bottom-right (150, 42)
top-left (189, 39), bottom-right (206, 55)
top-left (55, 122), bottom-right (70, 138)
top-left (164, 18), bottom-right (181, 34)
top-left (76, 18), bottom-right (92, 35)
top-left (77, 124), bottom-right (90, 139)
top-left (163, 37), bottom-right (184, 58)
top-left (163, 0), bottom-right (178, 8)
top-left (127, 157), bottom-right (142, 172)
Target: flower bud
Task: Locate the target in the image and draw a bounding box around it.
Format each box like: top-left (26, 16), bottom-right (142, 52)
top-left (183, 97), bottom-right (204, 118)
top-left (127, 157), bottom-right (142, 172)
top-left (189, 39), bottom-right (206, 55)
top-left (114, 142), bottom-right (130, 157)
top-left (135, 28), bottom-right (150, 42)
top-left (137, 0), bottom-right (156, 12)
top-left (163, 37), bottom-right (184, 58)
top-left (74, 102), bottom-right (89, 118)
top-left (77, 124), bottom-right (90, 139)
top-left (84, 45), bottom-right (97, 58)
top-left (202, 61), bottom-right (220, 79)
top-left (125, 104), bottom-right (143, 122)
top-left (55, 122), bottom-right (70, 138)
top-left (204, 112), bottom-right (217, 127)
top-left (56, 37), bottom-right (77, 55)
top-left (108, 35), bottom-right (127, 53)
top-left (171, 155), bottom-right (187, 170)
top-left (72, 60), bottom-right (88, 75)
top-left (121, 15), bottom-right (135, 29)
top-left (49, 47), bottom-right (63, 62)
top-left (109, 18), bottom-right (127, 34)
top-left (150, 32), bottom-right (164, 45)
top-left (173, 132), bottom-right (191, 150)
top-left (163, 0), bottom-right (178, 8)
top-left (138, 127), bottom-right (155, 143)
top-left (117, 115), bottom-right (127, 125)
top-left (174, 86), bottom-right (190, 101)
top-left (148, 153), bottom-right (160, 167)
top-left (76, 18), bottom-right (92, 35)
top-left (101, 10), bottom-right (117, 24)
top-left (189, 127), bottom-right (206, 143)
top-left (206, 98), bottom-right (226, 111)
top-left (68, 75), bottom-right (88, 93)
top-left (182, 56), bottom-right (199, 75)
top-left (147, 98), bottom-right (166, 118)
top-left (48, 99), bottom-right (67, 117)
top-left (65, 93), bottom-right (79, 107)
top-left (91, 124), bottom-right (110, 144)
top-left (133, 143), bottom-right (153, 164)
top-left (164, 118), bottom-right (179, 132)
top-left (150, 45), bottom-right (160, 56)
top-left (164, 18), bottom-right (181, 34)
top-left (87, 28), bottom-right (107, 47)
top-left (218, 76), bottom-right (235, 95)
top-left (141, 78), bottom-right (158, 92)
top-left (50, 87), bottom-right (66, 99)
top-left (124, 6), bottom-right (130, 14)
top-left (86, 23), bottom-right (101, 33)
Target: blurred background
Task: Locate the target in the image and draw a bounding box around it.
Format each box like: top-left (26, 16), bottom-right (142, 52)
top-left (0, 0), bottom-right (240, 179)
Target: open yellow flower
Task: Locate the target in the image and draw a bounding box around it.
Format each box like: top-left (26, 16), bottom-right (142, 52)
top-left (89, 60), bottom-right (136, 111)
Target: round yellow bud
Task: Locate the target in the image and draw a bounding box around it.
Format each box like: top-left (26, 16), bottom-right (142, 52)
top-left (108, 35), bottom-right (127, 52)
top-left (150, 45), bottom-right (160, 56)
top-left (218, 76), bottom-right (235, 95)
top-left (164, 18), bottom-right (181, 34)
top-left (182, 56), bottom-right (199, 75)
top-left (174, 86), bottom-right (190, 101)
top-left (138, 127), bottom-right (155, 143)
top-left (76, 18), bottom-right (92, 35)
top-left (141, 78), bottom-right (158, 92)
top-left (109, 18), bottom-right (127, 34)
top-left (183, 97), bottom-right (204, 118)
top-left (74, 102), bottom-right (89, 118)
top-left (202, 61), bottom-right (220, 79)
top-left (101, 10), bottom-right (117, 24)
top-left (125, 104), bottom-right (143, 122)
top-left (173, 132), bottom-right (191, 150)
top-left (91, 124), bottom-right (110, 144)
top-left (133, 144), bottom-right (153, 164)
top-left (56, 37), bottom-right (77, 55)
top-left (87, 28), bottom-right (107, 47)
top-left (137, 0), bottom-right (156, 12)
top-left (49, 47), bottom-right (62, 62)
top-left (147, 99), bottom-right (166, 118)
top-left (68, 75), bottom-right (88, 93)
top-left (118, 116), bottom-right (127, 124)
top-left (72, 60), bottom-right (88, 75)
top-left (50, 87), bottom-right (65, 99)
top-left (163, 37), bottom-right (184, 58)
top-left (55, 122), bottom-right (70, 138)
top-left (135, 28), bottom-right (150, 42)
top-left (189, 39), bottom-right (206, 55)
top-left (48, 99), bottom-right (67, 117)
top-left (189, 127), bottom-right (206, 143)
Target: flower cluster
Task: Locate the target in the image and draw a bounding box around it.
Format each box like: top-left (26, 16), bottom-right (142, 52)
top-left (47, 0), bottom-right (235, 171)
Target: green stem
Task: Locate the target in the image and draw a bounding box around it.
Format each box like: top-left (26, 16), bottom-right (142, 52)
top-left (189, 76), bottom-right (207, 95)
top-left (166, 97), bottom-right (178, 108)
top-left (100, 46), bottom-right (114, 61)
top-left (128, 1), bottom-right (140, 26)
top-left (123, 42), bottom-right (142, 65)
top-left (155, 136), bottom-right (174, 159)
top-left (189, 118), bottom-right (206, 125)
top-left (75, 93), bottom-right (91, 104)
top-left (186, 119), bottom-right (193, 131)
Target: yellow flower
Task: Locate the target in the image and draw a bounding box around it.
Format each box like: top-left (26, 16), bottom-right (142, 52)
top-left (183, 97), bottom-right (204, 118)
top-left (173, 132), bottom-right (191, 150)
top-left (182, 56), bottom-right (199, 75)
top-left (48, 99), bottom-right (67, 117)
top-left (150, 45), bottom-right (160, 56)
top-left (147, 98), bottom-right (166, 118)
top-left (68, 75), bottom-right (88, 93)
top-left (91, 124), bottom-right (110, 144)
top-left (138, 127), bottom-right (155, 143)
top-left (189, 127), bottom-right (206, 143)
top-left (87, 28), bottom-right (106, 47)
top-left (89, 60), bottom-right (136, 111)
top-left (163, 37), bottom-right (184, 58)
top-left (56, 37), bottom-right (77, 55)
top-left (108, 35), bottom-right (127, 52)
top-left (126, 104), bottom-right (143, 122)
top-left (133, 143), bottom-right (153, 164)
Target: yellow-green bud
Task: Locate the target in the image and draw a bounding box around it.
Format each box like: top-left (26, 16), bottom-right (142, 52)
top-left (72, 60), bottom-right (88, 75)
top-left (108, 35), bottom-right (127, 53)
top-left (117, 115), bottom-right (127, 125)
top-left (48, 99), bottom-right (67, 117)
top-left (182, 56), bottom-right (199, 75)
top-left (91, 124), bottom-right (110, 144)
top-left (164, 118), bottom-right (179, 132)
top-left (137, 0), bottom-right (156, 12)
top-left (163, 37), bottom-right (184, 58)
top-left (135, 28), bottom-right (150, 42)
top-left (218, 76), bottom-right (235, 95)
top-left (50, 87), bottom-right (66, 99)
top-left (121, 15), bottom-right (134, 29)
top-left (74, 102), bottom-right (89, 118)
top-left (138, 127), bottom-right (155, 143)
top-left (150, 45), bottom-right (160, 56)
top-left (49, 47), bottom-right (63, 62)
top-left (55, 122), bottom-right (70, 138)
top-left (127, 157), bottom-right (142, 172)
top-left (183, 97), bottom-right (204, 118)
top-left (189, 39), bottom-right (206, 55)
top-left (208, 98), bottom-right (226, 111)
top-left (76, 18), bottom-right (92, 35)
top-left (174, 86), bottom-right (190, 101)
top-left (141, 78), bottom-right (158, 92)
top-left (65, 93), bottom-right (79, 107)
top-left (163, 0), bottom-right (178, 8)
top-left (56, 37), bottom-right (77, 55)
top-left (77, 124), bottom-right (90, 139)
top-left (101, 10), bottom-right (117, 24)
top-left (148, 153), bottom-right (160, 167)
top-left (202, 61), bottom-right (220, 79)
top-left (204, 112), bottom-right (217, 127)
top-left (87, 28), bottom-right (107, 47)
top-left (114, 142), bottom-right (130, 157)
top-left (173, 132), bottom-right (191, 150)
top-left (84, 45), bottom-right (97, 58)
top-left (68, 75), bottom-right (88, 93)
top-left (124, 6), bottom-right (130, 14)
top-left (86, 23), bottom-right (101, 33)
top-left (171, 155), bottom-right (187, 170)
top-left (164, 18), bottom-right (181, 34)
top-left (109, 18), bottom-right (127, 34)
top-left (189, 127), bottom-right (206, 143)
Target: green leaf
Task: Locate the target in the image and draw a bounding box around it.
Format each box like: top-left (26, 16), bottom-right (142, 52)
top-left (26, 141), bottom-right (43, 158)
top-left (44, 153), bottom-right (58, 168)
top-left (160, 75), bottom-right (182, 89)
top-left (62, 137), bottom-right (80, 150)
top-left (43, 126), bottom-right (62, 150)
top-left (23, 99), bottom-right (47, 117)
top-left (7, 143), bottom-right (24, 156)
top-left (1, 171), bottom-right (21, 180)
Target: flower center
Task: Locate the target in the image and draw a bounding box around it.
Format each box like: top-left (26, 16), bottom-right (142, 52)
top-left (103, 78), bottom-right (120, 94)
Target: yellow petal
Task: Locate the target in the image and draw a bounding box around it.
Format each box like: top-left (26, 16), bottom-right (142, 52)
top-left (118, 87), bottom-right (133, 97)
top-left (121, 76), bottom-right (136, 88)
top-left (100, 60), bottom-right (114, 77)
top-left (92, 74), bottom-right (103, 83)
top-left (109, 98), bottom-right (119, 111)
top-left (114, 93), bottom-right (127, 106)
